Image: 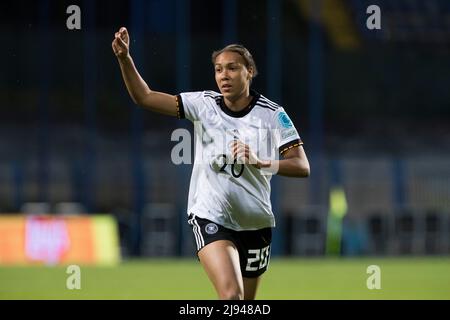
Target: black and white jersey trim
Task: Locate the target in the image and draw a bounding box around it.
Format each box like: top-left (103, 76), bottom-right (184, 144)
top-left (205, 90), bottom-right (282, 115)
top-left (255, 101), bottom-right (278, 111)
top-left (255, 96), bottom-right (280, 112)
top-left (204, 93), bottom-right (222, 106)
top-left (188, 214), bottom-right (205, 250)
top-left (259, 96), bottom-right (280, 109)
top-left (204, 90), bottom-right (221, 97)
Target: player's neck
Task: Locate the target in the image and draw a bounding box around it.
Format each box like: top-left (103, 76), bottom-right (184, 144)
top-left (223, 92), bottom-right (253, 112)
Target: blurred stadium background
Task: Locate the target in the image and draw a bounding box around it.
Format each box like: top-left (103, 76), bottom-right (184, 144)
top-left (1, 0), bottom-right (450, 299)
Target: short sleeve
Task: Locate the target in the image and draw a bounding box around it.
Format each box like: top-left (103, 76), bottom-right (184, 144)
top-left (271, 107), bottom-right (303, 155)
top-left (176, 91), bottom-right (205, 122)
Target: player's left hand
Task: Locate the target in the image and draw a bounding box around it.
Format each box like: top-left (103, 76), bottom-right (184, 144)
top-left (230, 140), bottom-right (262, 168)
top-left (112, 27), bottom-right (130, 60)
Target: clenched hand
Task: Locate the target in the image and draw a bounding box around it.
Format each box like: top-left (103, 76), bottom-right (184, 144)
top-left (112, 27), bottom-right (130, 60)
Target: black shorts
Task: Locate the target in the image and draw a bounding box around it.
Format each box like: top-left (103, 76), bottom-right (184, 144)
top-left (188, 214), bottom-right (272, 278)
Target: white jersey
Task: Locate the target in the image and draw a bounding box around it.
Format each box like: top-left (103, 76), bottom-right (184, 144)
top-left (177, 90), bottom-right (302, 231)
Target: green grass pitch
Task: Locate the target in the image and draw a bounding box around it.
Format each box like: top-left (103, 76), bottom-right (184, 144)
top-left (1, 257), bottom-right (449, 299)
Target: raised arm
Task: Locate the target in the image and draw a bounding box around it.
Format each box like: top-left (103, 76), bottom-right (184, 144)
top-left (112, 27), bottom-right (178, 117)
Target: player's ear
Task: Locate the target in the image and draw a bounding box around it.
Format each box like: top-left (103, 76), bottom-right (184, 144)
top-left (247, 67), bottom-right (254, 80)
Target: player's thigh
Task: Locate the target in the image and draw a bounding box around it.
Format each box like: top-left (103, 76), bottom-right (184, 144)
top-left (243, 276), bottom-right (261, 300)
top-left (198, 240), bottom-right (244, 297)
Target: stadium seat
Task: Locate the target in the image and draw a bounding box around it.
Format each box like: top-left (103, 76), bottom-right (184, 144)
top-left (291, 207), bottom-right (327, 256)
top-left (20, 202), bottom-right (51, 215)
top-left (393, 210), bottom-right (424, 255)
top-left (54, 202), bottom-right (86, 215)
top-left (366, 212), bottom-right (392, 255)
top-left (141, 203), bottom-right (177, 257)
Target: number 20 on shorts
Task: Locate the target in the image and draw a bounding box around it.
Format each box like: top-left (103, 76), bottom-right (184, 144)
top-left (246, 245), bottom-right (271, 271)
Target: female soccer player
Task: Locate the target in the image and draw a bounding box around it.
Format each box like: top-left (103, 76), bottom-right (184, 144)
top-left (112, 27), bottom-right (310, 300)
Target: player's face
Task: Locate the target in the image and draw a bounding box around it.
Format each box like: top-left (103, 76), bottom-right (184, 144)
top-left (214, 51), bottom-right (252, 100)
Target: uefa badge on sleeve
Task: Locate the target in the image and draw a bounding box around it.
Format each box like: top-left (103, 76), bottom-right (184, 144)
top-left (277, 112), bottom-right (293, 128)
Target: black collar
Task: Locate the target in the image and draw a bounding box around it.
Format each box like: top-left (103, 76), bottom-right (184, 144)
top-left (219, 89), bottom-right (261, 118)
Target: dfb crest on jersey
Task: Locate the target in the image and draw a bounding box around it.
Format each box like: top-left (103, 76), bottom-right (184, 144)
top-left (278, 112), bottom-right (293, 128)
top-left (205, 223), bottom-right (218, 234)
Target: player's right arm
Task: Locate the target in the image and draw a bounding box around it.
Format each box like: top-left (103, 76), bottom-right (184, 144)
top-left (112, 27), bottom-right (178, 117)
